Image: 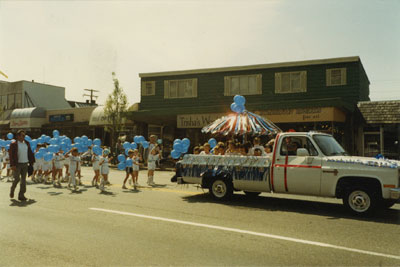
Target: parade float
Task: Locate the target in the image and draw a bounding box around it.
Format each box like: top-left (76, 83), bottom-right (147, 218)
top-left (172, 95), bottom-right (400, 215)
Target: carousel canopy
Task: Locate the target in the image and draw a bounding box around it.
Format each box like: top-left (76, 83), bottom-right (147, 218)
top-left (201, 110), bottom-right (281, 136)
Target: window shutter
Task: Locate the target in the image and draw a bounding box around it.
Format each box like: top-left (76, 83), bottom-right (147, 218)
top-left (326, 69), bottom-right (331, 86)
top-left (164, 80), bottom-right (169, 99)
top-left (256, 74), bottom-right (262, 94)
top-left (341, 68), bottom-right (347, 85)
top-left (224, 76), bottom-right (230, 96)
top-left (301, 71), bottom-right (307, 92)
top-left (274, 73), bottom-right (281, 93)
top-left (192, 78), bottom-right (198, 97)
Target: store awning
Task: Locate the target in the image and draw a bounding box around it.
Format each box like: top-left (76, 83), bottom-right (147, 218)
top-left (89, 106), bottom-right (112, 126)
top-left (10, 107), bottom-right (47, 129)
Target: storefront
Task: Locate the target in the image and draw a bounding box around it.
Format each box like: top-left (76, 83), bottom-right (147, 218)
top-left (358, 100), bottom-right (400, 159)
top-left (9, 107), bottom-right (47, 136)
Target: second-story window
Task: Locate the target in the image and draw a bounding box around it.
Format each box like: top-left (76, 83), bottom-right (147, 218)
top-left (141, 81), bottom-right (155, 96)
top-left (275, 71), bottom-right (307, 94)
top-left (164, 78), bottom-right (197, 99)
top-left (224, 74), bottom-right (262, 96)
top-left (326, 68), bottom-right (346, 86)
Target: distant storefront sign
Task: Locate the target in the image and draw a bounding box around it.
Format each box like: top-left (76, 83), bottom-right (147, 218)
top-left (257, 107), bottom-right (346, 123)
top-left (49, 114), bottom-right (74, 123)
top-left (177, 113), bottom-right (224, 128)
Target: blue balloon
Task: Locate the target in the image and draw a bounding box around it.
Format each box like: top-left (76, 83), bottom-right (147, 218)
top-left (35, 152), bottom-right (43, 159)
top-left (64, 137), bottom-right (72, 146)
top-left (125, 147), bottom-right (131, 155)
top-left (173, 139), bottom-right (181, 145)
top-left (39, 147), bottom-right (47, 154)
top-left (118, 162), bottom-right (126, 170)
top-left (49, 138), bottom-right (57, 145)
top-left (182, 146), bottom-right (189, 154)
top-left (125, 158), bottom-right (133, 167)
top-left (6, 140), bottom-right (11, 145)
top-left (157, 139), bottom-right (162, 145)
top-left (93, 138), bottom-right (101, 146)
top-left (74, 137), bottom-right (82, 144)
top-left (7, 133), bottom-right (13, 140)
top-left (30, 139), bottom-right (38, 147)
top-left (5, 144), bottom-right (10, 151)
top-left (53, 130), bottom-right (60, 137)
top-left (37, 137), bottom-right (44, 144)
top-left (0, 139), bottom-right (5, 147)
top-left (234, 95), bottom-right (246, 106)
top-left (118, 154), bottom-right (126, 163)
top-left (236, 104), bottom-right (245, 113)
top-left (133, 136), bottom-right (140, 144)
top-left (123, 141), bottom-right (131, 149)
top-left (93, 145), bottom-right (102, 156)
top-left (25, 135), bottom-right (32, 142)
top-left (173, 142), bottom-right (183, 153)
top-left (171, 150), bottom-right (181, 159)
top-left (141, 141), bottom-right (149, 149)
top-left (87, 139), bottom-right (93, 146)
top-left (44, 152), bottom-right (53, 162)
top-left (208, 138), bottom-right (217, 148)
top-left (130, 142), bottom-right (137, 150)
top-left (230, 103), bottom-right (238, 113)
top-left (182, 138), bottom-right (190, 149)
top-left (44, 136), bottom-right (51, 143)
top-left (138, 136), bottom-right (145, 143)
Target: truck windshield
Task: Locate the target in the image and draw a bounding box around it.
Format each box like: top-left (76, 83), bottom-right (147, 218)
top-left (312, 135), bottom-right (348, 156)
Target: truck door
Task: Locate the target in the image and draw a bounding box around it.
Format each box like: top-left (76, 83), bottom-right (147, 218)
top-left (272, 136), bottom-right (322, 196)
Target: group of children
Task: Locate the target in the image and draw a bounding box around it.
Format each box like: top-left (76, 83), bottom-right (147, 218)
top-left (0, 142), bottom-right (162, 193)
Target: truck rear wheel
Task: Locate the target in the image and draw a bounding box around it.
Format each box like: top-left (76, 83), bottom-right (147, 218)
top-left (343, 187), bottom-right (378, 214)
top-left (209, 179), bottom-right (233, 200)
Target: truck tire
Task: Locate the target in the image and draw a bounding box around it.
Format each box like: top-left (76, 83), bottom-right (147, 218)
top-left (343, 187), bottom-right (378, 215)
top-left (244, 191), bottom-right (261, 197)
top-left (209, 178), bottom-right (233, 200)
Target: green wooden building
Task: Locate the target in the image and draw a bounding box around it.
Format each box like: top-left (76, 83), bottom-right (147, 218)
top-left (132, 56), bottom-right (370, 154)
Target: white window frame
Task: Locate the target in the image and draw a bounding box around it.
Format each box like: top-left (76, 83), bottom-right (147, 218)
top-left (224, 74), bottom-right (262, 96)
top-left (275, 71), bottom-right (307, 94)
top-left (141, 81), bottom-right (156, 96)
top-left (326, 68), bottom-right (347, 86)
top-left (164, 78), bottom-right (197, 99)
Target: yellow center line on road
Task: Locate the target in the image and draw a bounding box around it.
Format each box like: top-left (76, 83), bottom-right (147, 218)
top-left (81, 181), bottom-right (202, 195)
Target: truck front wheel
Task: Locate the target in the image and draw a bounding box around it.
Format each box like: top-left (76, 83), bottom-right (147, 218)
top-left (343, 187), bottom-right (378, 214)
top-left (209, 179), bottom-right (233, 200)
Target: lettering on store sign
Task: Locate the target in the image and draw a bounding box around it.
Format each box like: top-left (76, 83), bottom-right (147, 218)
top-left (177, 114), bottom-right (223, 128)
top-left (258, 107), bottom-right (340, 123)
top-left (10, 119), bottom-right (29, 127)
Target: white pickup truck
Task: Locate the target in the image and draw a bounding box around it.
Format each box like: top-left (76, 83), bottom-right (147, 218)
top-left (174, 132), bottom-right (400, 214)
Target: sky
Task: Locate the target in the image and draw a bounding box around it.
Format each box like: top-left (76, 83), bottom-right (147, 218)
top-left (0, 0), bottom-right (399, 106)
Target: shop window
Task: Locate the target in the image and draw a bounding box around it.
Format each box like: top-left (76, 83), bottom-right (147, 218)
top-left (275, 71), bottom-right (307, 94)
top-left (224, 74), bottom-right (262, 96)
top-left (326, 68), bottom-right (346, 86)
top-left (141, 81), bottom-right (155, 96)
top-left (7, 94), bottom-right (15, 109)
top-left (164, 78), bottom-right (197, 99)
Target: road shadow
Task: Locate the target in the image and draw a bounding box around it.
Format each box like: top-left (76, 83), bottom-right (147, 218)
top-left (122, 189), bottom-right (141, 193)
top-left (182, 193), bottom-right (400, 225)
top-left (47, 192), bottom-right (63, 196)
top-left (69, 189), bottom-right (83, 194)
top-left (36, 186), bottom-right (52, 190)
top-left (151, 184), bottom-right (167, 188)
top-left (99, 190), bottom-right (116, 196)
top-left (9, 199), bottom-right (36, 207)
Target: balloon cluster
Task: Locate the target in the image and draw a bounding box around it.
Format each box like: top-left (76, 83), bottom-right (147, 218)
top-left (171, 138), bottom-right (190, 159)
top-left (117, 135), bottom-right (150, 171)
top-left (230, 95), bottom-right (246, 114)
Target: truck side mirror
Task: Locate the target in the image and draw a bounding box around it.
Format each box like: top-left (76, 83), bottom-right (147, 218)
top-left (296, 148), bottom-right (309, 157)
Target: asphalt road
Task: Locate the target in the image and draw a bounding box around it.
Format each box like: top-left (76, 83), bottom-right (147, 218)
top-left (1, 167), bottom-right (400, 266)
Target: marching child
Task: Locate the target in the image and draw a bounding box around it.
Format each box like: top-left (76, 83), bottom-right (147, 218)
top-left (0, 147), bottom-right (4, 180)
top-left (99, 149), bottom-right (112, 191)
top-left (32, 145), bottom-right (42, 183)
top-left (42, 156), bottom-right (53, 184)
top-left (147, 145), bottom-right (160, 186)
top-left (63, 155), bottom-right (70, 182)
top-left (122, 149), bottom-right (134, 189)
top-left (91, 150), bottom-right (101, 187)
top-left (53, 150), bottom-right (64, 187)
top-left (4, 148), bottom-right (12, 182)
top-left (132, 149), bottom-right (141, 187)
top-left (66, 148), bottom-right (80, 191)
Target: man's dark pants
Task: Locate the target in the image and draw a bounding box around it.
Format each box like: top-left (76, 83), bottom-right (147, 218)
top-left (11, 163), bottom-right (28, 198)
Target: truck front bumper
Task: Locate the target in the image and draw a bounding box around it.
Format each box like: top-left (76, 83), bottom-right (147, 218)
top-left (389, 188), bottom-right (400, 199)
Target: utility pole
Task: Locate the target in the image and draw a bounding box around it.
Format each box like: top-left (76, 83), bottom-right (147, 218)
top-left (83, 89), bottom-right (99, 104)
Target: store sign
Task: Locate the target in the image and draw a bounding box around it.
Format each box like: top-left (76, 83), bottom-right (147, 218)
top-left (49, 114), bottom-right (74, 122)
top-left (257, 107), bottom-right (346, 123)
top-left (10, 118), bottom-right (46, 129)
top-left (177, 113), bottom-right (224, 128)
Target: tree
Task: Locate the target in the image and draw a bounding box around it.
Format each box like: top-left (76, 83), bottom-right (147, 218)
top-left (104, 72), bottom-right (128, 153)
